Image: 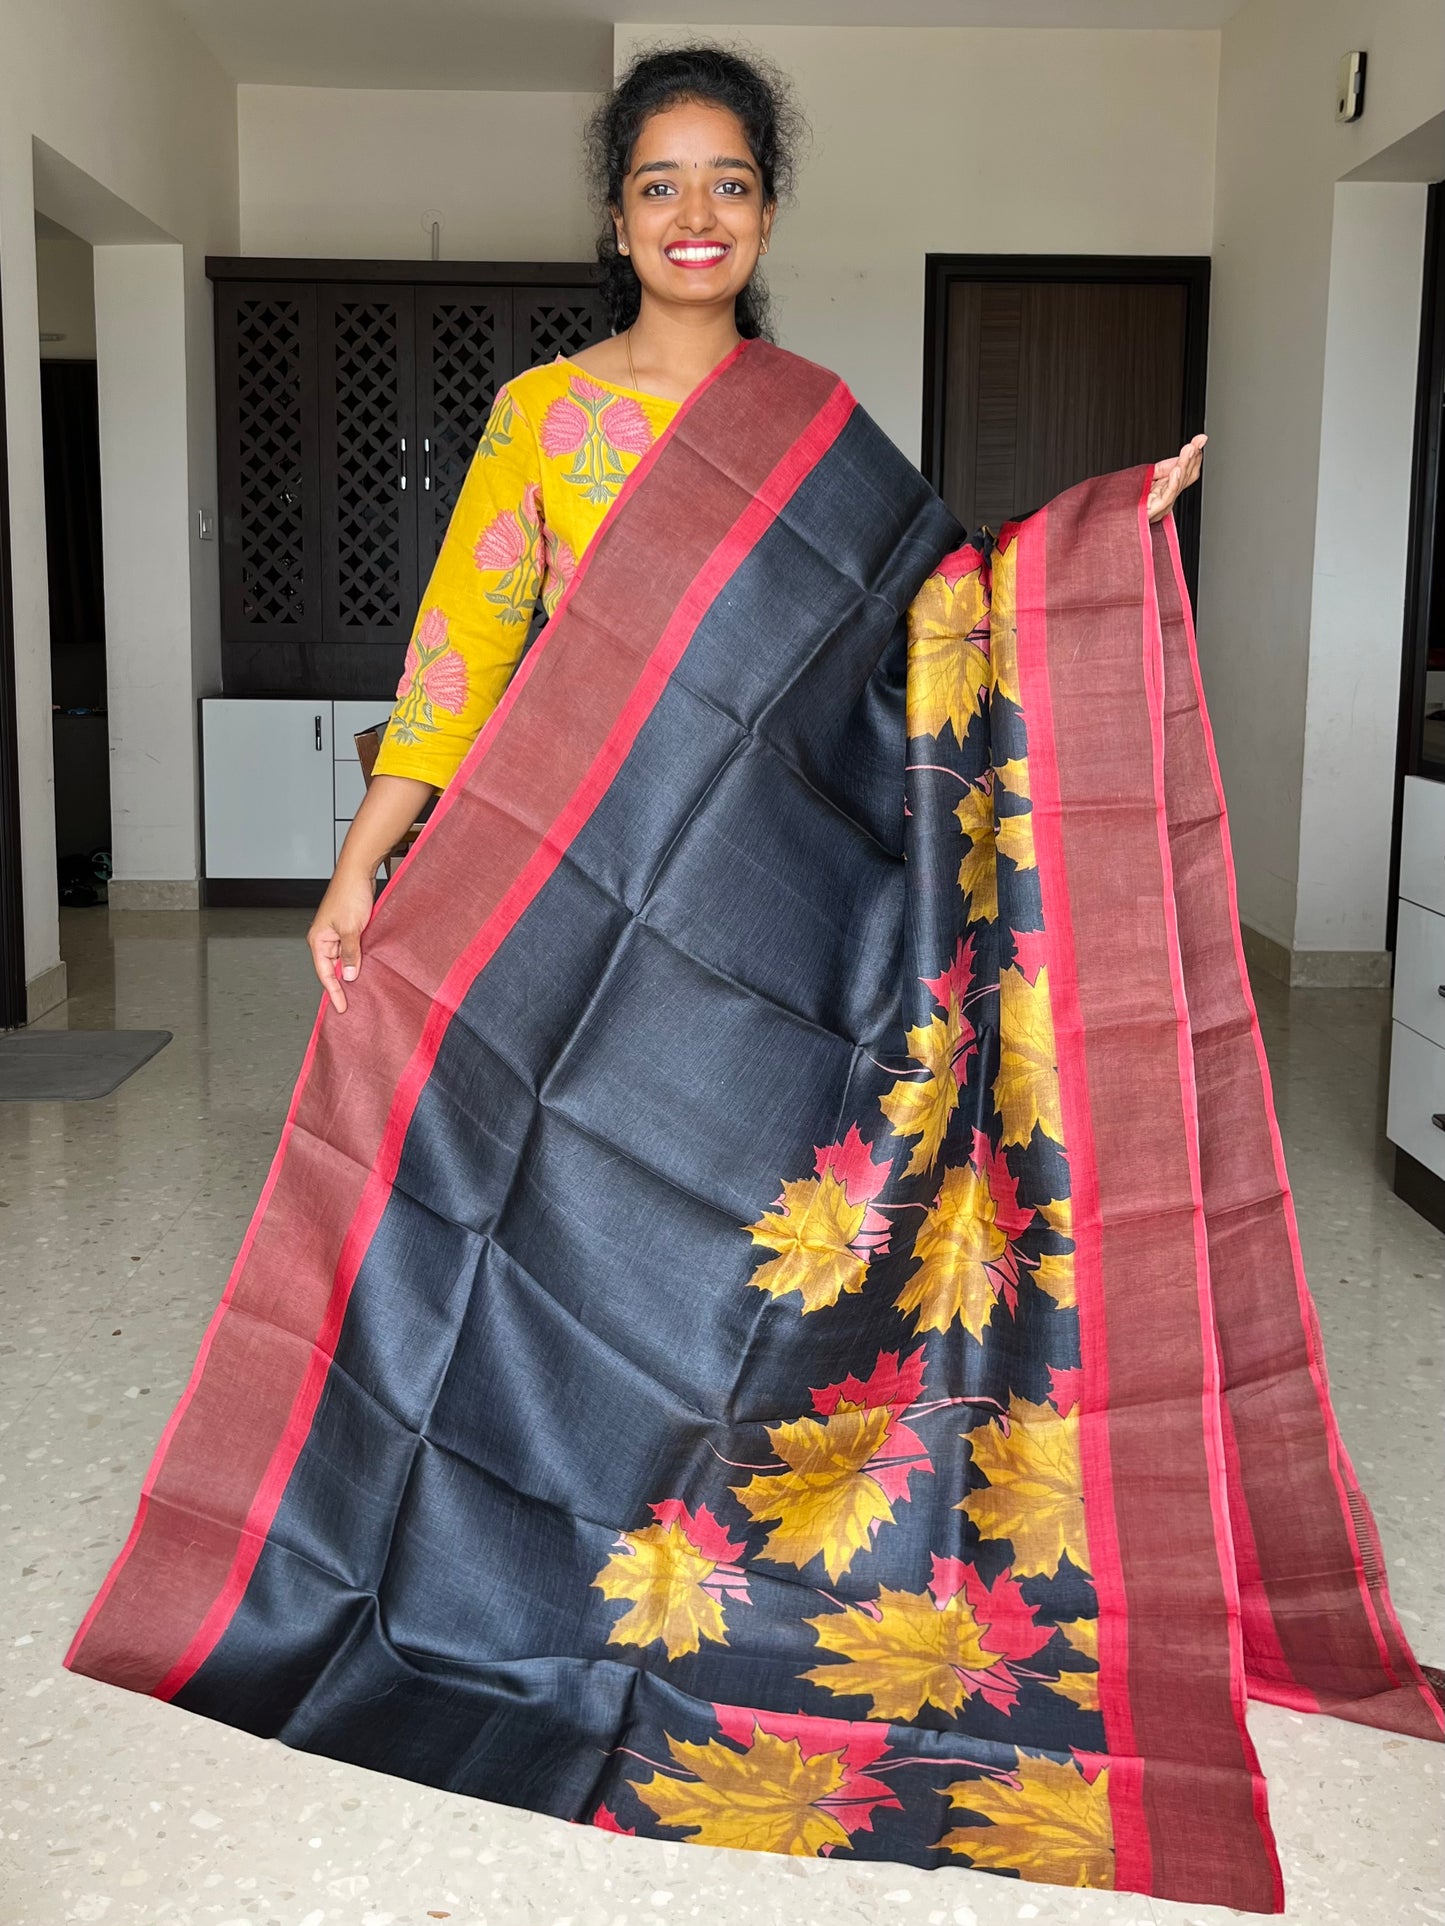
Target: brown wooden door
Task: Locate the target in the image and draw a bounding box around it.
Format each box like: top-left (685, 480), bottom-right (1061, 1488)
top-left (924, 257), bottom-right (1209, 599)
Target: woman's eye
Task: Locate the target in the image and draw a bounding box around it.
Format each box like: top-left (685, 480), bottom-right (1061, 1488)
top-left (717, 180), bottom-right (748, 195)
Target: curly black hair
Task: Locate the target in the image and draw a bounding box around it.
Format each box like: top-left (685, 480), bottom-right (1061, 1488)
top-left (582, 41), bottom-right (805, 341)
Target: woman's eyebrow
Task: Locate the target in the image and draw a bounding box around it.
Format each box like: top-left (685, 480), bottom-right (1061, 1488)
top-left (632, 155), bottom-right (759, 176)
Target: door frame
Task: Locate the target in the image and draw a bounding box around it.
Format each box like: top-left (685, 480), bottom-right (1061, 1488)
top-left (0, 257), bottom-right (27, 1031)
top-left (920, 252), bottom-right (1212, 603)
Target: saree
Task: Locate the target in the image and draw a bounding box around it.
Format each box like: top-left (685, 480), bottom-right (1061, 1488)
top-left (63, 338), bottom-right (1441, 1912)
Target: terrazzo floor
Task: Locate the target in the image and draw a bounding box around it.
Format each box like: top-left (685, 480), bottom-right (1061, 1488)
top-left (2, 905), bottom-right (1441, 1926)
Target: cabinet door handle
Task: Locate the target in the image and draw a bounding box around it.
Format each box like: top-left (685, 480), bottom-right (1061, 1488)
top-left (423, 436), bottom-right (432, 492)
top-left (315, 714), bottom-right (323, 752)
top-left (399, 437), bottom-right (408, 492)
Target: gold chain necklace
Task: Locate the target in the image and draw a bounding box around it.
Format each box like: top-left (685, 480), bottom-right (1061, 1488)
top-left (625, 325), bottom-right (638, 393)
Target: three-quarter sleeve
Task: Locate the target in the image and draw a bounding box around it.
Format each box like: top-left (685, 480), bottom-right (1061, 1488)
top-left (370, 385), bottom-right (545, 791)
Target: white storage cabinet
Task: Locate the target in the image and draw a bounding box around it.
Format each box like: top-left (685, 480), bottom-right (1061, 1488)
top-left (201, 697), bottom-right (397, 888)
top-left (1387, 776), bottom-right (1445, 1188)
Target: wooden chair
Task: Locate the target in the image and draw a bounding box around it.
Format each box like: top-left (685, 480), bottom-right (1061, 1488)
top-left (354, 725), bottom-right (428, 879)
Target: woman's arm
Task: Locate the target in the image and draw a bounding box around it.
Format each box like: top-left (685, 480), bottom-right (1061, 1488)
top-left (306, 382), bottom-right (547, 1013)
top-left (308, 773), bottom-right (435, 1014)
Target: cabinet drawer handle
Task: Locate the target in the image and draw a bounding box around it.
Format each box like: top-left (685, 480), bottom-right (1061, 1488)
top-left (399, 437), bottom-right (408, 492)
top-left (423, 436), bottom-right (432, 492)
top-left (315, 714), bottom-right (323, 752)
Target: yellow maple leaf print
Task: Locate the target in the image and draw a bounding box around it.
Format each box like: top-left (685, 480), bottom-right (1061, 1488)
top-left (634, 1727), bottom-right (854, 1855)
top-left (989, 542), bottom-right (1020, 707)
top-left (743, 1170), bottom-right (869, 1314)
top-left (802, 1584), bottom-right (1000, 1720)
top-left (906, 568), bottom-right (991, 746)
top-left (940, 1753), bottom-right (1114, 1888)
top-left (879, 1001), bottom-right (968, 1178)
top-left (1032, 1189), bottom-right (1075, 1311)
top-left (994, 757), bottom-right (1036, 873)
top-left (592, 1519), bottom-right (731, 1660)
top-left (959, 1398), bottom-right (1088, 1578)
top-left (1029, 1247), bottom-right (1076, 1308)
top-left (894, 1162), bottom-right (1007, 1338)
top-left (995, 964), bottom-right (1064, 1148)
top-left (1048, 1618), bottom-right (1100, 1710)
top-left (730, 1402), bottom-right (896, 1582)
top-left (954, 781), bottom-right (998, 923)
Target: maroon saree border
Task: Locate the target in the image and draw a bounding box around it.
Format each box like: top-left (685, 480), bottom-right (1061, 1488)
top-left (1012, 472), bottom-right (1282, 1912)
top-left (1154, 516), bottom-right (1443, 1743)
top-left (63, 340), bottom-right (854, 1698)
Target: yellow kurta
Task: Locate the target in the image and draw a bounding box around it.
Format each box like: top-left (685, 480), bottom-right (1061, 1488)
top-left (370, 357), bottom-right (680, 791)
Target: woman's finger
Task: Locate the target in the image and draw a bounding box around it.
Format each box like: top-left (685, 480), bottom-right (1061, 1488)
top-left (313, 946), bottom-right (347, 1015)
top-left (340, 930), bottom-right (363, 983)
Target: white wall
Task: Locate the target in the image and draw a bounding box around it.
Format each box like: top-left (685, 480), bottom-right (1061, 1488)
top-left (616, 25), bottom-right (1220, 460)
top-left (35, 230), bottom-right (96, 359)
top-left (0, 0), bottom-right (238, 1001)
top-left (94, 245), bottom-right (199, 886)
top-left (1295, 181), bottom-right (1429, 957)
top-left (1201, 0), bottom-right (1445, 954)
top-left (238, 86), bottom-right (601, 260)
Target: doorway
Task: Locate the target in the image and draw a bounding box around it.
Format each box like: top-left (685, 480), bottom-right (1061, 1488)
top-left (921, 254), bottom-right (1210, 603)
top-left (36, 213), bottom-right (110, 911)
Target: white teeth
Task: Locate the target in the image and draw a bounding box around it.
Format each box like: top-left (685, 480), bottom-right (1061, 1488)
top-left (667, 246), bottom-right (728, 261)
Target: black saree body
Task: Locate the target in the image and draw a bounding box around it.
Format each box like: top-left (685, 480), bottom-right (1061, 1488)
top-left (65, 339), bottom-right (1440, 1912)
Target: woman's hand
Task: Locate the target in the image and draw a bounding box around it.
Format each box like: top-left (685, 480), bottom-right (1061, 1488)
top-left (307, 772), bottom-right (435, 1013)
top-left (1147, 434), bottom-right (1207, 523)
top-left (308, 863), bottom-right (377, 1015)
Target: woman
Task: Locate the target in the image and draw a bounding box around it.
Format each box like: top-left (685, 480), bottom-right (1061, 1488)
top-left (65, 43), bottom-right (1438, 1914)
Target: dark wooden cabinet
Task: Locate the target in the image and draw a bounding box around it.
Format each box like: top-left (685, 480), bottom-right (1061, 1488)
top-left (209, 260), bottom-right (609, 698)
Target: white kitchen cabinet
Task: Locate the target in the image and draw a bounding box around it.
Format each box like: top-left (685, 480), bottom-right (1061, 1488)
top-left (201, 699), bottom-right (336, 879)
top-left (1387, 777), bottom-right (1445, 1206)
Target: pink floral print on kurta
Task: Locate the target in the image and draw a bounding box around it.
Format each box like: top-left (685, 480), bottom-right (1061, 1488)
top-left (388, 606), bottom-right (471, 746)
top-left (540, 373), bottom-right (657, 504)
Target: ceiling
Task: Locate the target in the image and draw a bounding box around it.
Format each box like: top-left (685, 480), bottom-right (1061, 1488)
top-left (168, 0), bottom-right (1247, 92)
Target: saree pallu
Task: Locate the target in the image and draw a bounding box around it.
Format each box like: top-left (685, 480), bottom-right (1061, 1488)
top-left (64, 338), bottom-right (1440, 1912)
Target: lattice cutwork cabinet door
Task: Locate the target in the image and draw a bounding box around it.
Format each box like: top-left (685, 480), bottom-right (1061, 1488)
top-left (317, 287), bottom-right (420, 664)
top-left (513, 288), bottom-right (611, 380)
top-left (216, 283), bottom-right (321, 649)
top-left (415, 289), bottom-right (511, 572)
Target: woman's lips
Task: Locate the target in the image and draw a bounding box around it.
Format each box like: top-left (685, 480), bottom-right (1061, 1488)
top-left (663, 242), bottom-right (732, 270)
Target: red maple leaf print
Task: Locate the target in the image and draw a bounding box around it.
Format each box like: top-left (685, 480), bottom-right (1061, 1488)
top-left (923, 934), bottom-right (977, 1014)
top-left (1048, 1364), bottom-right (1083, 1418)
top-left (591, 1803), bottom-right (636, 1834)
top-left (810, 1347), bottom-right (933, 1508)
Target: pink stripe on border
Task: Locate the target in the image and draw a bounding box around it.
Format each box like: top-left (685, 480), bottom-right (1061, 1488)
top-left (147, 378), bottom-right (859, 1702)
top-left (1160, 518), bottom-right (1443, 1737)
top-left (1010, 510), bottom-right (1150, 1896)
top-left (1138, 496), bottom-right (1282, 1909)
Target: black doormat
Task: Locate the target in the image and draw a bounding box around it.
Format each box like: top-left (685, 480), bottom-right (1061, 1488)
top-left (0, 1029), bottom-right (173, 1100)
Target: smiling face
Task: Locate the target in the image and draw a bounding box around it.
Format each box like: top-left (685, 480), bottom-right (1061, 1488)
top-left (613, 98), bottom-right (774, 318)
